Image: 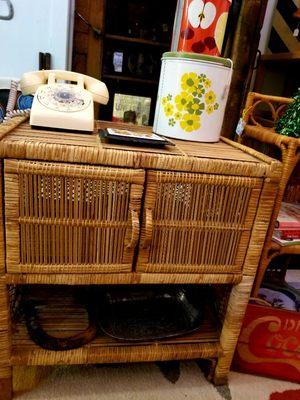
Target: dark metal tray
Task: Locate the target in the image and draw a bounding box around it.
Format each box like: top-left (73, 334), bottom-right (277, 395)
top-left (99, 285), bottom-right (206, 341)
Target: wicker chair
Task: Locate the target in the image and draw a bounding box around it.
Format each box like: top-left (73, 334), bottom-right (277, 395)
top-left (240, 92), bottom-right (300, 296)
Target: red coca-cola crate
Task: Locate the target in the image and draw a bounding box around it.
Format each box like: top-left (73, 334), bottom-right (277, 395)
top-left (232, 303), bottom-right (300, 383)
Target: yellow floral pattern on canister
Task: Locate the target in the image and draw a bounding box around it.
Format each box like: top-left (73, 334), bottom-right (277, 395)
top-left (206, 105), bottom-right (214, 115)
top-left (175, 92), bottom-right (193, 111)
top-left (181, 72), bottom-right (200, 92)
top-left (204, 78), bottom-right (211, 89)
top-left (162, 72), bottom-right (219, 132)
top-left (205, 91), bottom-right (216, 104)
top-left (174, 112), bottom-right (182, 120)
top-left (164, 103), bottom-right (174, 116)
top-left (180, 114), bottom-right (201, 132)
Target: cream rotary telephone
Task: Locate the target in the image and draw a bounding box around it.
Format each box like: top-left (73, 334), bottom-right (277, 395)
top-left (20, 70), bottom-right (109, 132)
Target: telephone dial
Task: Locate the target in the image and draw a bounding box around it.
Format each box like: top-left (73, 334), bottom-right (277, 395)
top-left (20, 70), bottom-right (109, 132)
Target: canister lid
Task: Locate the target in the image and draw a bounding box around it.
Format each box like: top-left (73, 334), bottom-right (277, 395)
top-left (162, 52), bottom-right (232, 68)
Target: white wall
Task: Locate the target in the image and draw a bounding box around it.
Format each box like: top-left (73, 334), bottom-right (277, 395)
top-left (258, 0), bottom-right (278, 54)
top-left (0, 0), bottom-right (74, 78)
top-left (249, 0), bottom-right (278, 90)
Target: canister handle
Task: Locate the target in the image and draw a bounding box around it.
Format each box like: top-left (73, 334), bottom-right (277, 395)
top-left (222, 59), bottom-right (233, 100)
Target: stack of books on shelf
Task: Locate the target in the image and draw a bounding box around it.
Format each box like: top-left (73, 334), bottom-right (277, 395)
top-left (273, 202), bottom-right (300, 246)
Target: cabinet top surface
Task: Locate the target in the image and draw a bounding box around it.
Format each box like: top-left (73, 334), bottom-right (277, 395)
top-left (0, 119), bottom-right (281, 178)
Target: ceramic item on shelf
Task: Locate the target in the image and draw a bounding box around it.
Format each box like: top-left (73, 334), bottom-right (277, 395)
top-left (171, 0), bottom-right (231, 56)
top-left (127, 52), bottom-right (157, 77)
top-left (153, 52), bottom-right (232, 142)
top-left (99, 285), bottom-right (207, 341)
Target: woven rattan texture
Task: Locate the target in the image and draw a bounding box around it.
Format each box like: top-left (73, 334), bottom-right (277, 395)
top-left (240, 92), bottom-right (300, 295)
top-left (5, 159), bottom-right (264, 276)
top-left (5, 159), bottom-right (144, 274)
top-left (0, 116), bottom-right (281, 397)
top-left (0, 119), bottom-right (281, 179)
top-left (137, 171), bottom-right (262, 274)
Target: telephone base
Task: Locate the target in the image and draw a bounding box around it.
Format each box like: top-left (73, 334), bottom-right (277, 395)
top-left (28, 82), bottom-right (96, 133)
top-left (20, 71), bottom-right (109, 134)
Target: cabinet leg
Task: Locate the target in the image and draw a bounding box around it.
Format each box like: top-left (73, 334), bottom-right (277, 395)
top-left (213, 276), bottom-right (254, 385)
top-left (0, 280), bottom-right (13, 400)
top-left (213, 374), bottom-right (228, 386)
top-left (13, 366), bottom-right (53, 396)
top-left (0, 367), bottom-right (13, 400)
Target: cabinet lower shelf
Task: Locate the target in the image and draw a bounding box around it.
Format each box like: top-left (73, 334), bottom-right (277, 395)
top-left (5, 272), bottom-right (242, 285)
top-left (12, 315), bottom-right (222, 366)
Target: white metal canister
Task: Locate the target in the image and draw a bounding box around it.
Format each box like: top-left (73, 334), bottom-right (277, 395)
top-left (153, 52), bottom-right (233, 142)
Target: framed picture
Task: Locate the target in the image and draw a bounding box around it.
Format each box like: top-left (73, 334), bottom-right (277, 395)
top-left (112, 93), bottom-right (151, 126)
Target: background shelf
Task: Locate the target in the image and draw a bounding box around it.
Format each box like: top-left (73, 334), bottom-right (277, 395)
top-left (105, 34), bottom-right (169, 48)
top-left (99, 0), bottom-right (176, 124)
top-left (260, 51), bottom-right (300, 64)
top-left (103, 74), bottom-right (158, 85)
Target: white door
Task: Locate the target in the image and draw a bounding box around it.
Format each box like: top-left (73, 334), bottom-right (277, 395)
top-left (0, 0), bottom-right (74, 78)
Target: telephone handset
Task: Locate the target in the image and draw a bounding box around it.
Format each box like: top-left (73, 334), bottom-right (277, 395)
top-left (20, 70), bottom-right (109, 132)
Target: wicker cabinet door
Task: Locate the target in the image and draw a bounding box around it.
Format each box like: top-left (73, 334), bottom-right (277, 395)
top-left (137, 171), bottom-right (262, 274)
top-left (4, 160), bottom-right (145, 274)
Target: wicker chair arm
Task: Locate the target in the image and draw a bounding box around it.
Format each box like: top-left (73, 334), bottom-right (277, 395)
top-left (249, 92), bottom-right (293, 105)
top-left (241, 92), bottom-right (300, 151)
top-left (243, 125), bottom-right (299, 148)
top-left (244, 92), bottom-right (294, 129)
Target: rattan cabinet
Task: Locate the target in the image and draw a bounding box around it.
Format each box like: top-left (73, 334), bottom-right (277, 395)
top-left (0, 118), bottom-right (281, 399)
